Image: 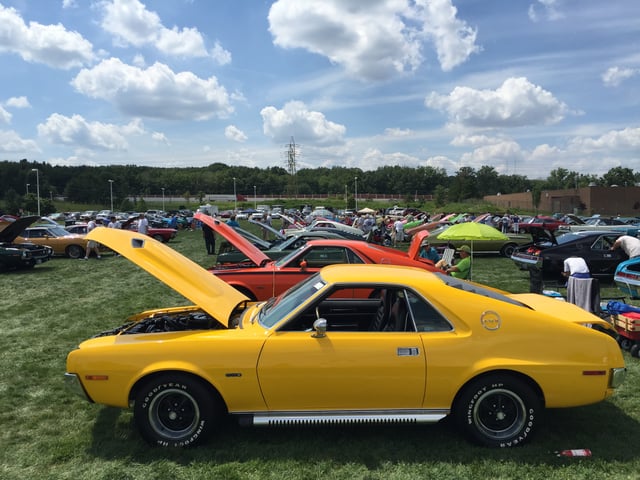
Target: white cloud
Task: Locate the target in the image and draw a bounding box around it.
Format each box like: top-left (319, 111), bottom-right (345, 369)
top-left (261, 100), bottom-right (345, 145)
top-left (568, 126), bottom-right (640, 152)
top-left (528, 0), bottom-right (564, 22)
top-left (418, 0), bottom-right (481, 71)
top-left (384, 127), bottom-right (414, 137)
top-left (5, 96), bottom-right (30, 108)
top-left (225, 125), bottom-right (248, 143)
top-left (360, 148), bottom-right (421, 169)
top-left (459, 139), bottom-right (524, 173)
top-left (71, 58), bottom-right (234, 120)
top-left (0, 4), bottom-right (95, 69)
top-left (100, 0), bottom-right (229, 62)
top-left (0, 129), bottom-right (40, 153)
top-left (151, 131), bottom-right (170, 145)
top-left (268, 0), bottom-right (478, 81)
top-left (37, 113), bottom-right (144, 151)
top-left (425, 77), bottom-right (568, 128)
top-left (211, 41), bottom-right (232, 66)
top-left (602, 66), bottom-right (638, 87)
top-left (0, 107), bottom-right (11, 124)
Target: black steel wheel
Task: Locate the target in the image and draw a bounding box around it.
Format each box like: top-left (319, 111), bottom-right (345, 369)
top-left (454, 375), bottom-right (540, 447)
top-left (134, 374), bottom-right (222, 448)
top-left (66, 244), bottom-right (85, 259)
top-left (500, 243), bottom-right (517, 257)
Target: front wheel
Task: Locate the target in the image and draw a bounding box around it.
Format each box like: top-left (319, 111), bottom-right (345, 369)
top-left (66, 244), bottom-right (85, 259)
top-left (453, 375), bottom-right (540, 447)
top-left (134, 374), bottom-right (222, 448)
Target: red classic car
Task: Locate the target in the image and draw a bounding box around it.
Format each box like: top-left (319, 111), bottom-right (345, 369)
top-left (196, 212), bottom-right (440, 300)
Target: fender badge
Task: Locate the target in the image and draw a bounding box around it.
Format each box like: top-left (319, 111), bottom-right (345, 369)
top-left (481, 311), bottom-right (501, 331)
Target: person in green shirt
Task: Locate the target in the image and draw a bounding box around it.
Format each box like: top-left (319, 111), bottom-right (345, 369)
top-left (445, 245), bottom-right (471, 279)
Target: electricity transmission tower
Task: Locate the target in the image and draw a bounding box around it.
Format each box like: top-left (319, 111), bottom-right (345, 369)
top-left (285, 136), bottom-right (299, 198)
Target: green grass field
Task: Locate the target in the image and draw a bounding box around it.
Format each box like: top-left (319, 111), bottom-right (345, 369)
top-left (2, 225), bottom-right (639, 480)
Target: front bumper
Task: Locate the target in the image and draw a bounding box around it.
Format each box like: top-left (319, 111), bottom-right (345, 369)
top-left (64, 373), bottom-right (92, 402)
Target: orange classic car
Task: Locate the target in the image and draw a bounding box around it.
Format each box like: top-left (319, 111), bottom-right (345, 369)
top-left (196, 212), bottom-right (440, 300)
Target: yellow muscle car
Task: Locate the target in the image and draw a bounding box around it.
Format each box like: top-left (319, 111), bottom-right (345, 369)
top-left (64, 228), bottom-right (626, 448)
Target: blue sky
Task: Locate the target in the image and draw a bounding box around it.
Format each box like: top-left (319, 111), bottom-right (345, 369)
top-left (0, 0), bottom-right (639, 178)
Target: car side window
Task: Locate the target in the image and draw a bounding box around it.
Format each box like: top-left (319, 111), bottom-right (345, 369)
top-left (346, 249), bottom-right (365, 264)
top-left (592, 236), bottom-right (614, 250)
top-left (406, 290), bottom-right (453, 332)
top-left (300, 246), bottom-right (348, 267)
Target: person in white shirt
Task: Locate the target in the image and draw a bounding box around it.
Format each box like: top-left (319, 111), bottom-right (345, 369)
top-left (137, 213), bottom-right (149, 235)
top-left (83, 218), bottom-right (101, 259)
top-left (611, 235), bottom-right (640, 258)
top-left (562, 256), bottom-right (590, 279)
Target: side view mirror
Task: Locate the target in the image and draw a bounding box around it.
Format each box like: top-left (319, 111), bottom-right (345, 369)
top-left (311, 318), bottom-right (327, 338)
top-left (299, 259), bottom-right (308, 270)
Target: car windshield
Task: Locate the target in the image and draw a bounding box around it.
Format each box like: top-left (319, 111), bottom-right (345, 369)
top-left (258, 272), bottom-right (327, 328)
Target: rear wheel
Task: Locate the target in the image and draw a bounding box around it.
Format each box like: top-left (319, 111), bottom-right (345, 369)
top-left (500, 243), bottom-right (517, 257)
top-left (134, 374), bottom-right (222, 448)
top-left (453, 374), bottom-right (540, 447)
top-left (66, 244), bottom-right (85, 259)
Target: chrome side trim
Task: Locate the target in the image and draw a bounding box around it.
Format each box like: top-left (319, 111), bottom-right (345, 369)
top-left (244, 409), bottom-right (449, 426)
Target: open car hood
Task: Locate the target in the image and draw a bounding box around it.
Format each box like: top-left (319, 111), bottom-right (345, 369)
top-left (86, 227), bottom-right (249, 328)
top-left (406, 230), bottom-right (429, 260)
top-left (0, 215), bottom-right (41, 242)
top-left (248, 219), bottom-right (286, 240)
top-left (196, 212), bottom-right (272, 266)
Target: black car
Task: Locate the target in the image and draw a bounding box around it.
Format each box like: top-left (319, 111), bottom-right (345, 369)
top-left (0, 216), bottom-right (53, 271)
top-left (511, 229), bottom-right (629, 281)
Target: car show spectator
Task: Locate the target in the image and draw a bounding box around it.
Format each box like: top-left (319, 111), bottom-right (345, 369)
top-left (611, 235), bottom-right (640, 259)
top-left (419, 239), bottom-right (440, 263)
top-left (83, 218), bottom-right (101, 260)
top-left (441, 245), bottom-right (471, 279)
top-left (137, 213), bottom-right (149, 235)
top-left (562, 256), bottom-right (590, 278)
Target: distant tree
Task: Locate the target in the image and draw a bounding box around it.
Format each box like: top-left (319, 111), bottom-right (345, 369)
top-left (3, 188), bottom-right (22, 215)
top-left (434, 185), bottom-right (448, 207)
top-left (476, 166), bottom-right (500, 196)
top-left (602, 167), bottom-right (636, 186)
top-left (450, 167), bottom-right (477, 201)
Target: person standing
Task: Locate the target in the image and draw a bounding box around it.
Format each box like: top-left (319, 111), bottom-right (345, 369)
top-left (611, 235), bottom-right (640, 259)
top-left (393, 218), bottom-right (405, 246)
top-left (83, 217), bottom-right (101, 259)
top-left (202, 223), bottom-right (216, 255)
top-left (137, 213), bottom-right (149, 235)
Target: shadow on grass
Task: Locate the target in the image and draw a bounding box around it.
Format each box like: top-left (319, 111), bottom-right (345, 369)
top-left (87, 399), bottom-right (640, 467)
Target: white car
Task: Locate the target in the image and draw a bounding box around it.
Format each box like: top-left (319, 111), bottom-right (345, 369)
top-left (286, 219), bottom-right (365, 238)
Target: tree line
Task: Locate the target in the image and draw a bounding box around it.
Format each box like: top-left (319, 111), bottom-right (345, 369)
top-left (1, 158), bottom-right (638, 215)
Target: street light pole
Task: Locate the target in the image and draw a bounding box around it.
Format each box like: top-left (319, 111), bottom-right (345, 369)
top-left (233, 177), bottom-right (237, 212)
top-left (354, 176), bottom-right (358, 212)
top-left (31, 169), bottom-right (40, 216)
top-left (161, 188), bottom-right (165, 211)
top-left (108, 179), bottom-right (114, 212)
top-left (253, 185), bottom-right (257, 209)
top-left (26, 183), bottom-right (30, 195)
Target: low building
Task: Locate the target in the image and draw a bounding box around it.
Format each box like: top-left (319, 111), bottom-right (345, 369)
top-left (484, 185), bottom-right (640, 216)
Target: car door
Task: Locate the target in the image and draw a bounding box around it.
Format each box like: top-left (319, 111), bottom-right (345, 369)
top-left (256, 286), bottom-right (426, 411)
top-left (257, 331), bottom-right (425, 411)
top-left (589, 234), bottom-right (627, 276)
